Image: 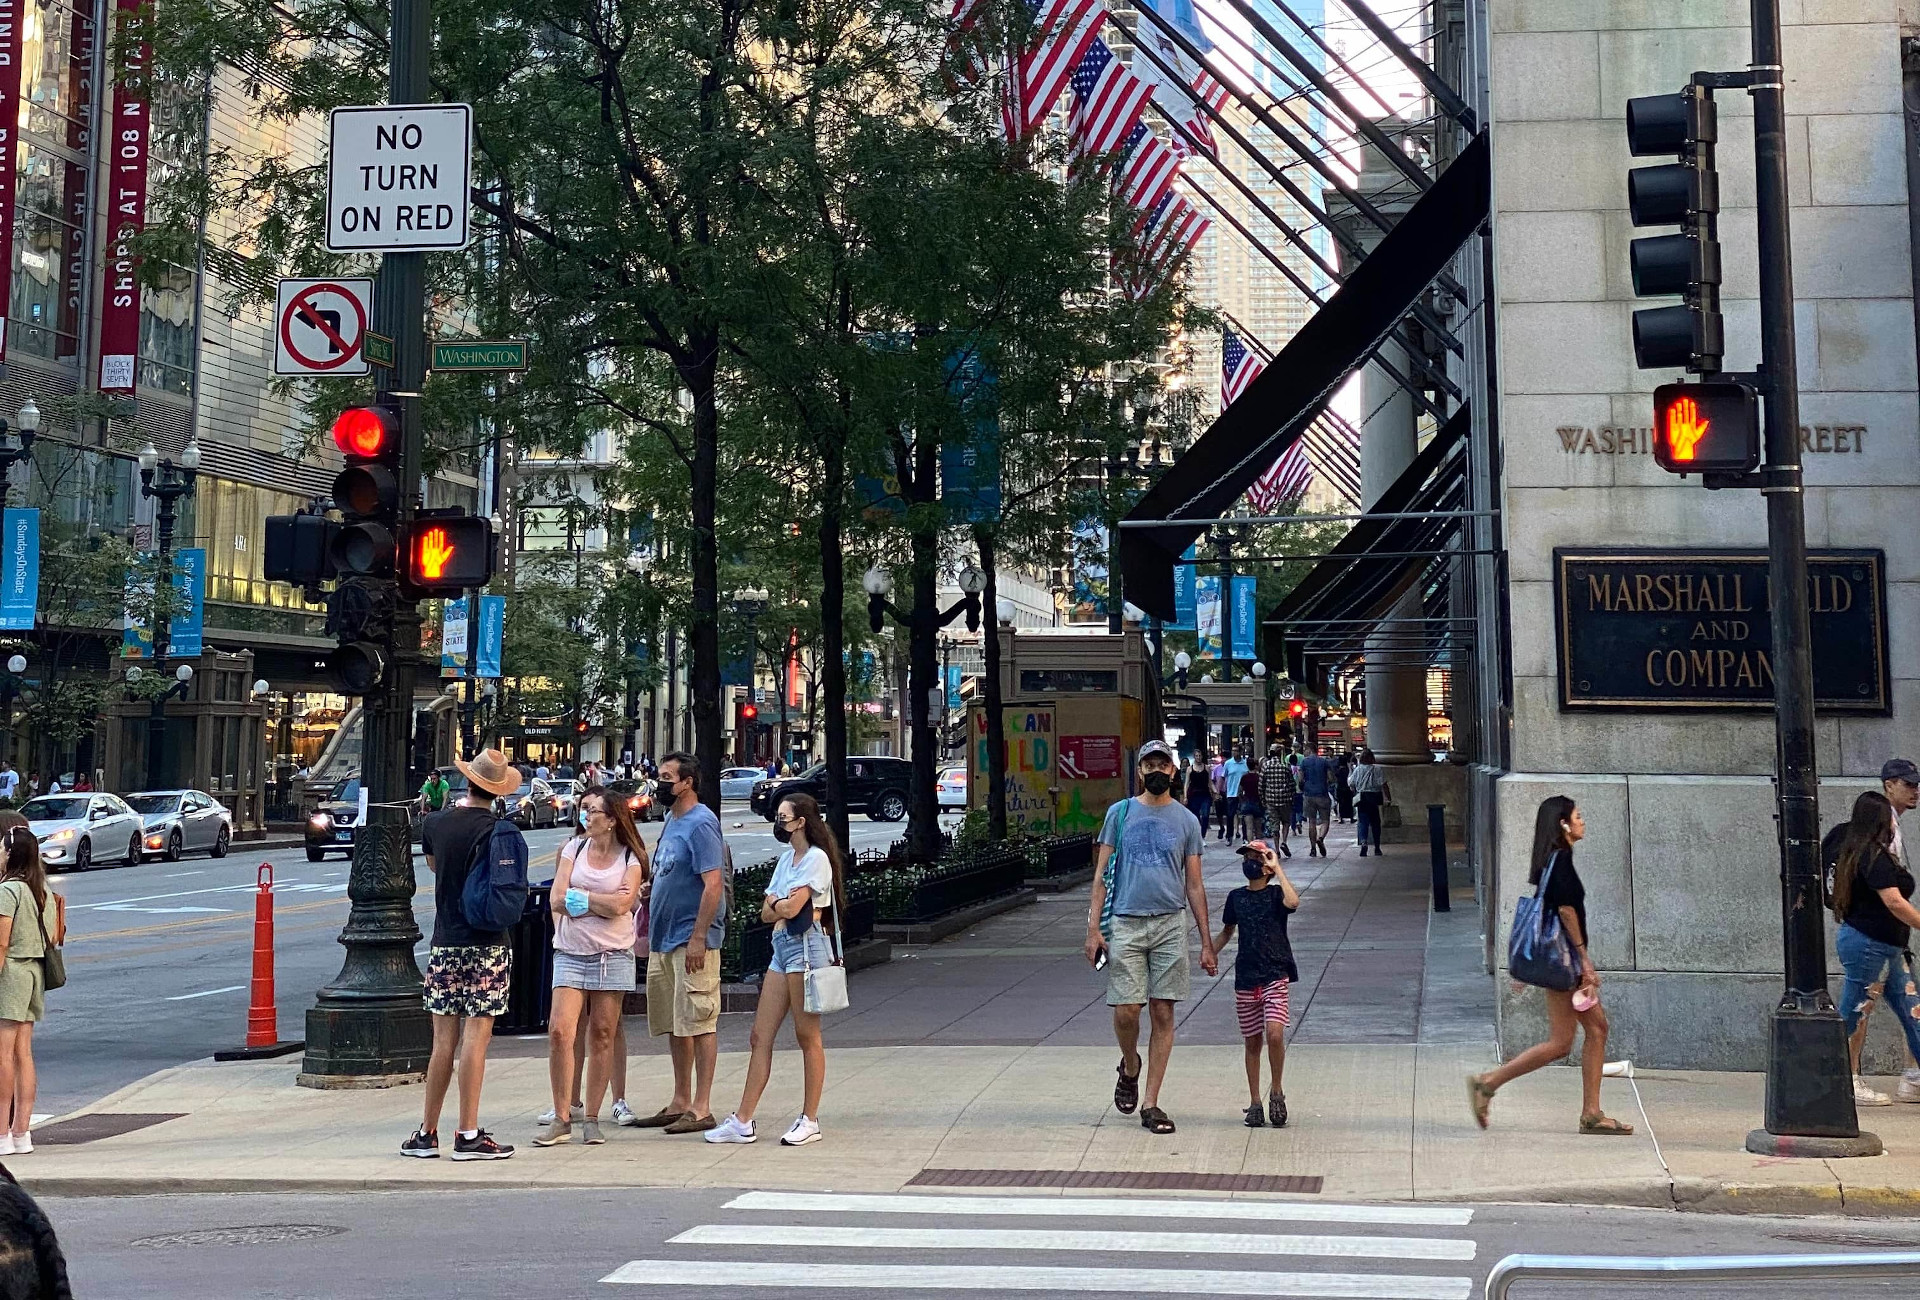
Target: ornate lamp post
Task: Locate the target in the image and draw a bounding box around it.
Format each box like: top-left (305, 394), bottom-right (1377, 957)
top-left (0, 400), bottom-right (40, 510)
top-left (136, 437), bottom-right (201, 790)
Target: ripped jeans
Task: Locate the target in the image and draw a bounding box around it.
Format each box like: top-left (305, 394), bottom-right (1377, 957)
top-left (1836, 923), bottom-right (1920, 1062)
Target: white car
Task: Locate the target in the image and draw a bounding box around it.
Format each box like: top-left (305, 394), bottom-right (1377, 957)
top-left (24, 793), bottom-right (145, 870)
top-left (720, 766), bottom-right (766, 801)
top-left (937, 766), bottom-right (968, 810)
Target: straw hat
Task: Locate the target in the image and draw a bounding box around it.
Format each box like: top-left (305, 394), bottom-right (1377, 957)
top-left (455, 747), bottom-right (520, 798)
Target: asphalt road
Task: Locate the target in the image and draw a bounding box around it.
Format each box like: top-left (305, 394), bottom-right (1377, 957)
top-left (45, 1187), bottom-right (1920, 1299)
top-left (42, 804), bottom-right (938, 1116)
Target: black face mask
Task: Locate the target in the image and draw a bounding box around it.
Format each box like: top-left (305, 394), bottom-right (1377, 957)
top-left (657, 777), bottom-right (681, 804)
top-left (1243, 859), bottom-right (1266, 881)
top-left (774, 825), bottom-right (793, 844)
top-left (1142, 771), bottom-right (1174, 796)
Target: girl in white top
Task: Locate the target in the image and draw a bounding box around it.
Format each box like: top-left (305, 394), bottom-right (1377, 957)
top-left (707, 792), bottom-right (844, 1147)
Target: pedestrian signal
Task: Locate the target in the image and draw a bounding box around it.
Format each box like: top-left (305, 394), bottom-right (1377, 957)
top-left (400, 514), bottom-right (495, 596)
top-left (1653, 382), bottom-right (1759, 476)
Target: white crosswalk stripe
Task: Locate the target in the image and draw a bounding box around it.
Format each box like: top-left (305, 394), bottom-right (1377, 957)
top-left (604, 1188), bottom-right (1479, 1296)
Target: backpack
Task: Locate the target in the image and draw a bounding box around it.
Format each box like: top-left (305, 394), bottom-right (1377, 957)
top-left (461, 815), bottom-right (529, 932)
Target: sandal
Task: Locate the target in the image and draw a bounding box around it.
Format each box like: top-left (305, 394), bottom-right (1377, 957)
top-left (1242, 1103), bottom-right (1265, 1128)
top-left (1580, 1112), bottom-right (1634, 1135)
top-left (1466, 1074), bottom-right (1495, 1130)
top-left (1140, 1106), bottom-right (1176, 1135)
top-left (1114, 1060), bottom-right (1141, 1115)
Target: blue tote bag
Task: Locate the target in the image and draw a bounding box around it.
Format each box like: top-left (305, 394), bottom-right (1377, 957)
top-left (1508, 851), bottom-right (1581, 991)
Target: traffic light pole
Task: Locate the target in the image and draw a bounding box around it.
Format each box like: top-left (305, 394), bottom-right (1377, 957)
top-left (300, 0), bottom-right (433, 1087)
top-left (1743, 0), bottom-right (1875, 1155)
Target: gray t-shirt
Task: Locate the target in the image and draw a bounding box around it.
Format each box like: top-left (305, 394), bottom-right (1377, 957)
top-left (1098, 796), bottom-right (1203, 916)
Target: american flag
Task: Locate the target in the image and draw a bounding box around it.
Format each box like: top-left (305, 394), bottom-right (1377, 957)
top-left (1226, 327), bottom-right (1313, 508)
top-left (1194, 68), bottom-right (1229, 113)
top-left (1221, 326), bottom-right (1262, 406)
top-left (1117, 122), bottom-right (1179, 225)
top-left (1135, 0), bottom-right (1216, 156)
top-left (1001, 0), bottom-right (1105, 142)
top-left (1067, 39), bottom-right (1153, 161)
top-left (946, 0), bottom-right (990, 84)
top-left (1126, 191), bottom-right (1208, 299)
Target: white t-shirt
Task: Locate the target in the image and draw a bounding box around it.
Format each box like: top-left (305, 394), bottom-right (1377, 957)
top-left (766, 845), bottom-right (832, 923)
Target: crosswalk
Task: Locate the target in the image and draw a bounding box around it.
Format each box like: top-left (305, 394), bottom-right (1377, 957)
top-left (602, 1190), bottom-right (1479, 1298)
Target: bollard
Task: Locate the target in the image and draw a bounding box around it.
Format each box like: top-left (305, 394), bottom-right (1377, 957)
top-left (1428, 804), bottom-right (1450, 913)
top-left (213, 864), bottom-right (306, 1061)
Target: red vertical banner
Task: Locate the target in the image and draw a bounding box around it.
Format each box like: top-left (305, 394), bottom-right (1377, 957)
top-left (0, 0), bottom-right (28, 364)
top-left (786, 629), bottom-right (801, 709)
top-left (96, 0), bottom-right (150, 394)
top-left (56, 4), bottom-right (96, 357)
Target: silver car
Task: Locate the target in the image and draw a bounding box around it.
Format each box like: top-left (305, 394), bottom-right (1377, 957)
top-left (720, 766), bottom-right (765, 801)
top-left (127, 789), bottom-right (234, 861)
top-left (24, 794), bottom-right (144, 871)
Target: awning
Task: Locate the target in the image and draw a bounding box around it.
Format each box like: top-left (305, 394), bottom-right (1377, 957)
top-left (1119, 131), bottom-right (1490, 620)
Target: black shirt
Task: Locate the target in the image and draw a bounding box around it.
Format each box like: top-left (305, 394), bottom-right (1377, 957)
top-left (1186, 768), bottom-right (1211, 802)
top-left (422, 804), bottom-right (509, 948)
top-left (1839, 846), bottom-right (1913, 948)
top-left (1539, 848), bottom-right (1588, 948)
top-left (1223, 884), bottom-right (1298, 989)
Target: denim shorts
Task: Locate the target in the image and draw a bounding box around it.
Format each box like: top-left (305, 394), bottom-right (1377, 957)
top-left (769, 924), bottom-right (835, 975)
top-left (553, 948), bottom-right (638, 992)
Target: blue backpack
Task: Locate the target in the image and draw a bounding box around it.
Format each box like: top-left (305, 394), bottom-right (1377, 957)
top-left (460, 816), bottom-right (529, 932)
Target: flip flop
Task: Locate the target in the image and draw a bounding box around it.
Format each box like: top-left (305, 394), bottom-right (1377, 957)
top-left (1579, 1113), bottom-right (1634, 1135)
top-left (1140, 1106), bottom-right (1176, 1135)
top-left (1466, 1074), bottom-right (1495, 1130)
top-left (1114, 1060), bottom-right (1141, 1115)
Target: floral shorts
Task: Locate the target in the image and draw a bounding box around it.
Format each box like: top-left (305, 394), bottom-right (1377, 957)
top-left (423, 945), bottom-right (512, 1019)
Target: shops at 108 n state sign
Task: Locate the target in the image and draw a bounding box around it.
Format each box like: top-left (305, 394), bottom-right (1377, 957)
top-left (1554, 549), bottom-right (1888, 713)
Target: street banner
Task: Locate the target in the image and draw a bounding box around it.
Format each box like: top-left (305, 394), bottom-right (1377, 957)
top-left (0, 0), bottom-right (30, 364)
top-left (169, 547), bottom-right (204, 657)
top-left (945, 663), bottom-right (963, 711)
top-left (56, 5), bottom-right (96, 358)
top-left (1171, 543), bottom-right (1196, 629)
top-left (0, 509), bottom-right (37, 630)
top-left (96, 0), bottom-right (152, 393)
top-left (1195, 574), bottom-right (1220, 658)
top-left (941, 351), bottom-right (1000, 523)
top-left (475, 593), bottom-right (504, 678)
top-left (440, 598), bottom-right (470, 677)
top-left (1232, 574), bottom-right (1257, 663)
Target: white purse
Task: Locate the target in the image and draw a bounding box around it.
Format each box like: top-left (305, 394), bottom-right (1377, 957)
top-left (801, 888), bottom-right (850, 1015)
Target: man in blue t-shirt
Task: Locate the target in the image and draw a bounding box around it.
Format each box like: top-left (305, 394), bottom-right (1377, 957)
top-left (1296, 747), bottom-right (1334, 857)
top-left (639, 752), bottom-right (728, 1135)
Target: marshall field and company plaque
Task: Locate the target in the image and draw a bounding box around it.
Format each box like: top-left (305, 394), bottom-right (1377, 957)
top-left (1554, 548), bottom-right (1888, 713)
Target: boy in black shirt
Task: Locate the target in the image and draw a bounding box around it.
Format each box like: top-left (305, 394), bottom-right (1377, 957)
top-left (1215, 841), bottom-right (1301, 1127)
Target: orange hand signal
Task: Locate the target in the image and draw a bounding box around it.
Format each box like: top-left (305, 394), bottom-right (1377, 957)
top-left (416, 526), bottom-right (455, 581)
top-left (1665, 395), bottom-right (1709, 461)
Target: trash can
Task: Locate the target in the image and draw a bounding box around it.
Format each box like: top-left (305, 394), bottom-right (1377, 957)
top-left (497, 879), bottom-right (554, 1035)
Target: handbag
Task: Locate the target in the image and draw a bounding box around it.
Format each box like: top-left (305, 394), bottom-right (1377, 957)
top-left (802, 884), bottom-right (849, 1015)
top-left (1508, 851), bottom-right (1579, 991)
top-left (24, 885), bottom-right (62, 992)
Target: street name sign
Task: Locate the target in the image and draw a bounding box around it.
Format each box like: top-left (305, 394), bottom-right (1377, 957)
top-left (431, 339), bottom-right (529, 372)
top-left (363, 330), bottom-right (394, 368)
top-left (326, 104), bottom-right (472, 252)
top-left (274, 278), bottom-right (373, 376)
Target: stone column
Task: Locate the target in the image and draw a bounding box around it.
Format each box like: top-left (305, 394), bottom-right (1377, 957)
top-left (1361, 338), bottom-right (1430, 765)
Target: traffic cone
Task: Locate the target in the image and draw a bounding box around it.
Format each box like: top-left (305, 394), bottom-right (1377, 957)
top-left (214, 864), bottom-right (305, 1061)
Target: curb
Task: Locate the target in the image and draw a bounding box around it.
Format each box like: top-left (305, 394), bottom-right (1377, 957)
top-left (872, 889), bottom-right (1038, 945)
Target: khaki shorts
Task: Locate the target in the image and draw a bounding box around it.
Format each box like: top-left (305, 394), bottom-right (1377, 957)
top-left (647, 945), bottom-right (721, 1037)
top-left (1105, 911), bottom-right (1191, 1006)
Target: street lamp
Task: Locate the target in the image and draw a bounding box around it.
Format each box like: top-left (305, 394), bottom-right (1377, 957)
top-left (137, 437), bottom-right (201, 790)
top-left (1172, 649), bottom-right (1192, 692)
top-left (0, 653), bottom-right (25, 769)
top-left (996, 597), bottom-right (1016, 627)
top-left (0, 399), bottom-right (39, 510)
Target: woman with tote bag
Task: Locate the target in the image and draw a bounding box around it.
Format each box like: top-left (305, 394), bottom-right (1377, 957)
top-left (706, 792), bottom-right (846, 1148)
top-left (0, 825), bottom-right (60, 1154)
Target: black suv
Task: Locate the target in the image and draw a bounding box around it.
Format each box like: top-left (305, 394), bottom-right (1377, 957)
top-left (750, 756), bottom-right (912, 822)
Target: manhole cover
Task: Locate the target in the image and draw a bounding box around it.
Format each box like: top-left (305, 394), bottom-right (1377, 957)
top-left (1775, 1231), bottom-right (1915, 1249)
top-left (130, 1225), bottom-right (347, 1249)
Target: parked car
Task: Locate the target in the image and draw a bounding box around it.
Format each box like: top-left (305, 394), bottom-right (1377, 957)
top-left (305, 776), bottom-right (364, 862)
top-left (719, 767), bottom-right (764, 801)
top-left (127, 790), bottom-right (233, 860)
top-left (501, 777), bottom-right (558, 829)
top-left (750, 756), bottom-right (912, 823)
top-left (25, 793), bottom-right (144, 870)
top-left (605, 777), bottom-right (658, 822)
top-left (937, 765), bottom-right (968, 811)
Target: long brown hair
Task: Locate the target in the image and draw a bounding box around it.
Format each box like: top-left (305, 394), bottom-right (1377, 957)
top-left (583, 789), bottom-right (649, 878)
top-left (1831, 790), bottom-right (1894, 922)
top-left (778, 792), bottom-right (845, 914)
top-left (1, 825), bottom-right (45, 913)
top-left (1529, 795), bottom-right (1577, 886)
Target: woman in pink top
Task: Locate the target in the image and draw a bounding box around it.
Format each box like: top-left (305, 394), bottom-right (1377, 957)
top-left (535, 790), bottom-right (647, 1147)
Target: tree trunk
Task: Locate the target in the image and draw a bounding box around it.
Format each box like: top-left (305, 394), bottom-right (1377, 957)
top-left (819, 437), bottom-right (852, 857)
top-left (907, 517), bottom-right (940, 861)
top-left (975, 525), bottom-right (1007, 841)
top-left (685, 343), bottom-right (723, 811)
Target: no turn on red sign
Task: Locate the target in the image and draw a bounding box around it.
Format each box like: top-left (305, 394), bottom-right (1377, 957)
top-left (274, 278), bottom-right (373, 376)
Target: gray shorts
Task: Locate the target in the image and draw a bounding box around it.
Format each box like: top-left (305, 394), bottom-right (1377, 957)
top-left (1304, 795), bottom-right (1332, 827)
top-left (553, 948), bottom-right (637, 992)
top-left (1105, 911), bottom-right (1191, 1006)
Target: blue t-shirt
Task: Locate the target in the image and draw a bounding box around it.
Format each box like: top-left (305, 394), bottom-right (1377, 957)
top-left (1297, 755), bottom-right (1333, 797)
top-left (1224, 758), bottom-right (1248, 797)
top-left (1097, 796), bottom-right (1204, 916)
top-left (648, 803), bottom-right (727, 952)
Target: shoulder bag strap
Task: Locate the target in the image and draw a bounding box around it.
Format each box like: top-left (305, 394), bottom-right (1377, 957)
top-left (22, 884), bottom-right (50, 953)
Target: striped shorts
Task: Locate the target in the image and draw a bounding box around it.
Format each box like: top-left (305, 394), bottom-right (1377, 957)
top-left (1234, 978), bottom-right (1291, 1036)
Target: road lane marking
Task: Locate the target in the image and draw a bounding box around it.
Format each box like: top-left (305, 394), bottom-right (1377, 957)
top-left (165, 871), bottom-right (204, 878)
top-left (721, 1192), bottom-right (1475, 1228)
top-left (670, 1226), bottom-right (1475, 1261)
top-left (165, 985), bottom-right (245, 1001)
top-left (94, 905), bottom-right (232, 915)
top-left (71, 880), bottom-right (304, 909)
top-left (601, 1262), bottom-right (1471, 1297)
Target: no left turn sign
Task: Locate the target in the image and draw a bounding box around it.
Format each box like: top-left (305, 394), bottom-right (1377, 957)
top-left (275, 278), bottom-right (373, 376)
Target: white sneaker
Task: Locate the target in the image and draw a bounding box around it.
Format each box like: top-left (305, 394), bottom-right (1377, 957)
top-left (612, 1099), bottom-right (638, 1126)
top-left (704, 1113), bottom-right (757, 1144)
top-left (1855, 1076), bottom-right (1893, 1107)
top-left (1898, 1073), bottom-right (1920, 1103)
top-left (0, 1133), bottom-right (16, 1156)
top-left (538, 1104), bottom-right (585, 1126)
top-left (780, 1115), bottom-right (822, 1146)
top-left (10, 1133), bottom-right (27, 1155)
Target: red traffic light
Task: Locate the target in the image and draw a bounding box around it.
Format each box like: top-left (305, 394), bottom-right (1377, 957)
top-left (331, 405), bottom-right (399, 460)
top-left (575, 720), bottom-right (589, 734)
top-left (401, 515), bottom-right (495, 595)
top-left (741, 703), bottom-right (758, 720)
top-left (1289, 700), bottom-right (1307, 718)
top-left (1653, 381), bottom-right (1759, 475)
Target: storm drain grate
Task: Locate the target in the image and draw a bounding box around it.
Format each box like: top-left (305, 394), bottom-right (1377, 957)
top-left (34, 1113), bottom-right (186, 1146)
top-left (131, 1225), bottom-right (347, 1249)
top-left (909, 1168), bottom-right (1323, 1194)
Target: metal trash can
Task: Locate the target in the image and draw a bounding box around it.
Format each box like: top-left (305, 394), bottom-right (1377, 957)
top-left (497, 879), bottom-right (554, 1035)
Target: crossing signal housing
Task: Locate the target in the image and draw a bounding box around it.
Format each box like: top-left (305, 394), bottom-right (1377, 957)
top-left (401, 514), bottom-right (495, 596)
top-left (1626, 85), bottom-right (1722, 373)
top-left (1653, 381), bottom-right (1759, 476)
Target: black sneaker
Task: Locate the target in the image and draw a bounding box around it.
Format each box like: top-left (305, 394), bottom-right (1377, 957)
top-left (400, 1128), bottom-right (439, 1158)
top-left (452, 1129), bottom-right (515, 1161)
top-left (1279, 842), bottom-right (1291, 858)
top-left (1269, 1093), bottom-right (1288, 1128)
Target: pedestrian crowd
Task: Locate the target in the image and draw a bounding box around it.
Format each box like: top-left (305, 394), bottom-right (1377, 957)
top-left (1179, 742), bottom-right (1380, 859)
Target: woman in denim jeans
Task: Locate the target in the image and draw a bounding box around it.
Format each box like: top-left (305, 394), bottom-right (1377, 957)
top-left (706, 793), bottom-right (845, 1148)
top-left (1829, 791), bottom-right (1920, 1107)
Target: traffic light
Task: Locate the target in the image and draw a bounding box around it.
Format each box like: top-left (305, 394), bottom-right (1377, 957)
top-left (327, 401), bottom-right (402, 693)
top-left (1289, 699), bottom-right (1307, 719)
top-left (1653, 381), bottom-right (1760, 475)
top-left (741, 703), bottom-right (758, 721)
top-left (1627, 84), bottom-right (1722, 372)
top-left (262, 512), bottom-right (338, 586)
top-left (400, 513), bottom-right (495, 597)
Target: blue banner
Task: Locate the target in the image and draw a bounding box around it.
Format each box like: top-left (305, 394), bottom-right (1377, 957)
top-left (1195, 575), bottom-right (1220, 658)
top-left (941, 352), bottom-right (1000, 524)
top-left (1232, 574), bottom-right (1258, 662)
top-left (945, 663), bottom-right (963, 710)
top-left (475, 594), bottom-right (505, 678)
top-left (1171, 543), bottom-right (1196, 630)
top-left (169, 548), bottom-right (205, 658)
top-left (0, 509), bottom-right (37, 632)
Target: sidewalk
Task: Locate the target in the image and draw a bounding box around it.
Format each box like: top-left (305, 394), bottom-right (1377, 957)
top-left (25, 822), bottom-right (1920, 1213)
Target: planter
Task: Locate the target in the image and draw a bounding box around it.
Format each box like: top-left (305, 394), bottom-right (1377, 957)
top-left (1027, 833), bottom-right (1094, 880)
top-left (879, 845), bottom-right (1028, 924)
